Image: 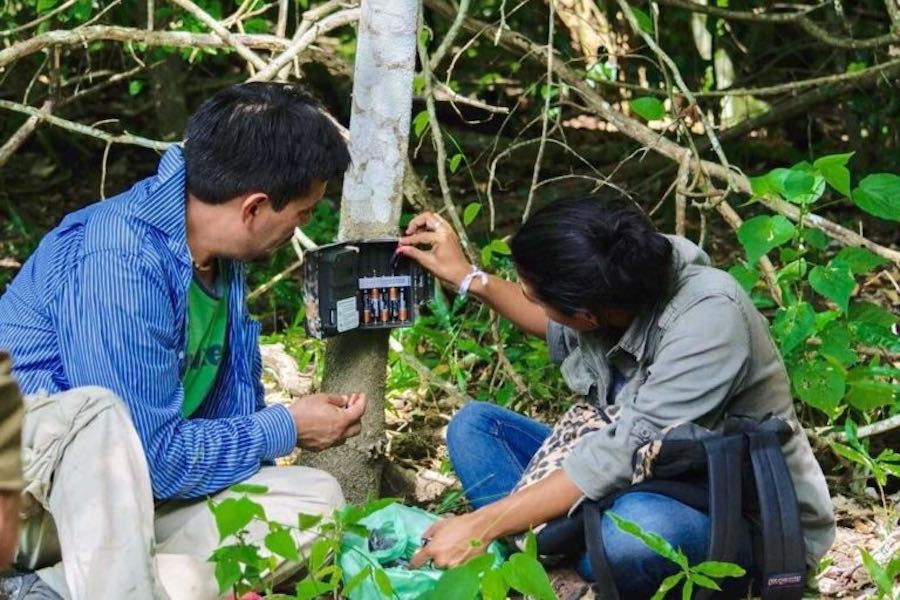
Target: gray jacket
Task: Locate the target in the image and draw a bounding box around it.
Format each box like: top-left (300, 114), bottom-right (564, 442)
top-left (554, 236), bottom-right (835, 566)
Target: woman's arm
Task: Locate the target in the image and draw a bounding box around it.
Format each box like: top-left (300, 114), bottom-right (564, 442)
top-left (409, 470), bottom-right (583, 568)
top-left (396, 212), bottom-right (549, 339)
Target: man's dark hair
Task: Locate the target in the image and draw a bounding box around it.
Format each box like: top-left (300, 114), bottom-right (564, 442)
top-left (184, 82), bottom-right (350, 210)
top-left (510, 194), bottom-right (673, 316)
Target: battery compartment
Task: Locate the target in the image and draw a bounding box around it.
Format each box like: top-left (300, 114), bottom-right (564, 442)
top-left (303, 239), bottom-right (432, 339)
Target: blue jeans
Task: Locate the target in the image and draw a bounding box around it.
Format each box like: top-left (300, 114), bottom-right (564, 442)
top-left (447, 402), bottom-right (755, 598)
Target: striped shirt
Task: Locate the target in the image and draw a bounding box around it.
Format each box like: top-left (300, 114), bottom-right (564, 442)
top-left (0, 145), bottom-right (297, 499)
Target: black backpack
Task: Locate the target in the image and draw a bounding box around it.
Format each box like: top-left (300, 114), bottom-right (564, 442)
top-left (535, 415), bottom-right (808, 600)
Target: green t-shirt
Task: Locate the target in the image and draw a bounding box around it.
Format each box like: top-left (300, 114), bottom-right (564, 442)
top-left (182, 273), bottom-right (228, 417)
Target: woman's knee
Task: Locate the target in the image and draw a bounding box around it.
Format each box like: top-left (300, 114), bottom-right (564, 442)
top-left (446, 402), bottom-right (498, 452)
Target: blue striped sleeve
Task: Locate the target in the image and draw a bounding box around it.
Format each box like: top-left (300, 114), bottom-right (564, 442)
top-left (56, 250), bottom-right (296, 499)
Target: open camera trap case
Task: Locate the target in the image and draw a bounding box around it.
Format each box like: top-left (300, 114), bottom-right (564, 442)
top-left (303, 239), bottom-right (433, 339)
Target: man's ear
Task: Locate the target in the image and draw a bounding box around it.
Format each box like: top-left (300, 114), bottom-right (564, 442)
top-left (240, 193), bottom-right (270, 227)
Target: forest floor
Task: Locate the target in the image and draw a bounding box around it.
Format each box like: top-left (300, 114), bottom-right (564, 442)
top-left (260, 343), bottom-right (900, 599)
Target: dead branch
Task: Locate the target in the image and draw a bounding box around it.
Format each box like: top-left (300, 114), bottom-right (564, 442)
top-left (166, 0), bottom-right (268, 70)
top-left (0, 99), bottom-right (52, 169)
top-left (521, 0), bottom-right (554, 225)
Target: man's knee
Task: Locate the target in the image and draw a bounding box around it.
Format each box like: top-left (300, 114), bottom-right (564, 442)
top-left (250, 466), bottom-right (345, 511)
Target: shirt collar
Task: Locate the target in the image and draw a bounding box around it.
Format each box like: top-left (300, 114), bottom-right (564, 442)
top-left (134, 144), bottom-right (190, 265)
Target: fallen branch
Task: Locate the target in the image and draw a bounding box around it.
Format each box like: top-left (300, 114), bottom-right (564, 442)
top-left (0, 99), bottom-right (52, 169)
top-left (167, 0), bottom-right (268, 70)
top-left (824, 414), bottom-right (900, 442)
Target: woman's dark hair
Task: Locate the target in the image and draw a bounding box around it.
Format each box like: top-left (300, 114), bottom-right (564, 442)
top-left (184, 82), bottom-right (350, 210)
top-left (510, 195), bottom-right (673, 316)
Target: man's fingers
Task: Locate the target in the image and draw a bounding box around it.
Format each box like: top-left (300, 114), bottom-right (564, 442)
top-left (344, 393), bottom-right (367, 419)
top-left (343, 423), bottom-right (362, 439)
top-left (326, 394), bottom-right (348, 408)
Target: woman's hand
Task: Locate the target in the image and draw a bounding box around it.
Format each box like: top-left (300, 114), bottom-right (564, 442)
top-left (409, 512), bottom-right (493, 569)
top-left (396, 212), bottom-right (472, 288)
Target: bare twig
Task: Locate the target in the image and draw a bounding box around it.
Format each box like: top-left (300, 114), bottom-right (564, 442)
top-left (0, 99), bottom-right (171, 151)
top-left (429, 0), bottom-right (470, 70)
top-left (276, 0), bottom-right (289, 38)
top-left (432, 81), bottom-right (509, 114)
top-left (249, 8), bottom-right (360, 82)
top-left (0, 0), bottom-right (80, 36)
top-left (416, 5), bottom-right (475, 260)
top-left (825, 414), bottom-right (900, 442)
top-left (521, 0), bottom-right (554, 225)
top-left (248, 260), bottom-right (303, 302)
top-left (166, 0), bottom-right (268, 70)
top-left (0, 99), bottom-right (52, 169)
top-left (655, 0), bottom-right (900, 49)
top-left (674, 153), bottom-right (689, 237)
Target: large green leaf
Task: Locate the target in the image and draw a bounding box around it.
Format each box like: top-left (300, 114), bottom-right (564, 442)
top-left (501, 554), bottom-right (556, 600)
top-left (264, 527), bottom-right (300, 562)
top-left (481, 568), bottom-right (510, 600)
top-left (213, 497), bottom-right (266, 541)
top-left (727, 264), bottom-right (760, 292)
top-left (737, 215), bottom-right (796, 265)
top-left (817, 322), bottom-right (858, 366)
top-left (427, 563), bottom-right (482, 600)
top-left (783, 168), bottom-right (825, 205)
top-left (833, 246), bottom-right (888, 275)
top-left (630, 97), bottom-right (666, 121)
top-left (808, 263), bottom-right (855, 312)
top-left (849, 302), bottom-right (899, 328)
top-left (845, 379), bottom-right (897, 411)
top-left (813, 153), bottom-right (853, 197)
top-left (852, 173), bottom-right (900, 221)
top-left (694, 561), bottom-right (746, 578)
top-left (791, 360), bottom-right (845, 417)
top-left (771, 302), bottom-right (816, 355)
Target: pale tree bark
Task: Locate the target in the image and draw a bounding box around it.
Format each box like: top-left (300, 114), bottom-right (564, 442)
top-left (298, 0), bottom-right (418, 503)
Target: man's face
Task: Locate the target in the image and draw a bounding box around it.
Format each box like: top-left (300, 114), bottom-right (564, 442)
top-left (240, 179), bottom-right (326, 261)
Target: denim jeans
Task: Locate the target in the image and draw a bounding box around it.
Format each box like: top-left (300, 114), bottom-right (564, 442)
top-left (447, 402), bottom-right (755, 598)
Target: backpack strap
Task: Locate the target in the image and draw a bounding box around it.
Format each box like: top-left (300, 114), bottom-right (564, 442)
top-left (746, 430), bottom-right (807, 600)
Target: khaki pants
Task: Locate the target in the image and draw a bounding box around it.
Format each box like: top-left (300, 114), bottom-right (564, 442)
top-left (17, 387), bottom-right (344, 600)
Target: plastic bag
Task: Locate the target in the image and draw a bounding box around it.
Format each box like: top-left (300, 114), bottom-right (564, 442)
top-left (339, 503), bottom-right (505, 600)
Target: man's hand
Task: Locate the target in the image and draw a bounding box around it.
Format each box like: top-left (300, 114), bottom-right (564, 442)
top-left (0, 490), bottom-right (20, 569)
top-left (288, 392), bottom-right (366, 450)
top-left (409, 512), bottom-right (492, 570)
top-left (397, 212), bottom-right (472, 288)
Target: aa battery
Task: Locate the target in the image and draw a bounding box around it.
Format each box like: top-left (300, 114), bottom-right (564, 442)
top-left (398, 289), bottom-right (408, 322)
top-left (379, 288), bottom-right (390, 322)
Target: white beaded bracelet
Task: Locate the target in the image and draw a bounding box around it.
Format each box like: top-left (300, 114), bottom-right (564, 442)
top-left (458, 265), bottom-right (489, 298)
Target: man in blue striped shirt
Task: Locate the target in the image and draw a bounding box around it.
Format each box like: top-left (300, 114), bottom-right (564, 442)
top-left (0, 83), bottom-right (367, 599)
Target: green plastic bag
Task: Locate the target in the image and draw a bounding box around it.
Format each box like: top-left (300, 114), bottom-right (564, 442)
top-left (339, 503), bottom-right (505, 600)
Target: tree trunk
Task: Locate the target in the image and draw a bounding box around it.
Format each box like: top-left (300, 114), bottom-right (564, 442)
top-left (298, 0), bottom-right (419, 504)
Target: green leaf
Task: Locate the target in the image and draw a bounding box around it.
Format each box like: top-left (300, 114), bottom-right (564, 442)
top-left (813, 153), bottom-right (853, 197)
top-left (213, 497), bottom-right (265, 541)
top-left (607, 512), bottom-right (681, 564)
top-left (737, 215), bottom-right (796, 265)
top-left (689, 573), bottom-right (722, 591)
top-left (630, 96), bottom-right (665, 121)
top-left (833, 247), bottom-right (887, 275)
top-left (809, 263), bottom-right (855, 313)
top-left (490, 239), bottom-right (511, 255)
top-left (845, 379), bottom-right (896, 411)
top-left (297, 513), bottom-right (323, 531)
top-left (727, 264), bottom-right (760, 293)
top-left (791, 360), bottom-right (845, 418)
top-left (213, 558), bottom-right (242, 594)
top-left (830, 442), bottom-right (870, 467)
top-left (341, 565), bottom-right (372, 598)
top-left (463, 202), bottom-right (481, 227)
top-left (694, 561), bottom-right (747, 578)
top-left (482, 568), bottom-right (509, 600)
top-left (265, 528), bottom-right (300, 562)
top-left (295, 578), bottom-right (337, 600)
top-left (817, 322), bottom-right (858, 366)
top-left (681, 578), bottom-right (694, 600)
top-left (128, 80), bottom-right (144, 96)
top-left (801, 228), bottom-right (829, 251)
top-left (782, 169), bottom-right (823, 205)
top-left (481, 246), bottom-right (493, 266)
top-left (230, 483), bottom-right (269, 495)
top-left (651, 573), bottom-right (685, 600)
top-left (771, 302), bottom-right (816, 355)
top-left (524, 530), bottom-right (538, 559)
top-left (413, 110), bottom-right (430, 138)
top-left (374, 568), bottom-right (394, 597)
top-left (849, 302), bottom-right (898, 328)
top-left (852, 173), bottom-right (900, 221)
top-left (37, 0), bottom-right (59, 12)
top-left (501, 554), bottom-right (556, 600)
top-left (449, 153), bottom-right (464, 174)
top-left (860, 548), bottom-right (893, 595)
top-left (426, 564), bottom-right (481, 600)
top-left (632, 6), bottom-right (654, 33)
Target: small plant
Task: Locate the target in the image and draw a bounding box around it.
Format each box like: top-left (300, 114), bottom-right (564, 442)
top-left (860, 547), bottom-right (900, 600)
top-left (607, 512), bottom-right (746, 600)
